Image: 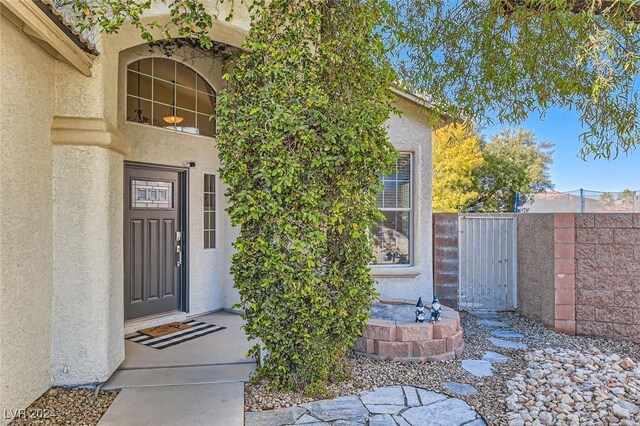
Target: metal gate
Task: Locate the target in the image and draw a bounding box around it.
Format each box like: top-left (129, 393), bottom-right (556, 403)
top-left (458, 215), bottom-right (517, 311)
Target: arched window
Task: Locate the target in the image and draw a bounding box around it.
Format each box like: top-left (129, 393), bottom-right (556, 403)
top-left (126, 57), bottom-right (216, 137)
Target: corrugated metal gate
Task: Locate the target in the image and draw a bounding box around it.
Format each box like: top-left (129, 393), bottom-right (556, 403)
top-left (458, 215), bottom-right (517, 311)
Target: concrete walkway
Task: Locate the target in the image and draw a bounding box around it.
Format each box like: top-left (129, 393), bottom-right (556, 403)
top-left (245, 385), bottom-right (486, 426)
top-left (98, 311), bottom-right (255, 426)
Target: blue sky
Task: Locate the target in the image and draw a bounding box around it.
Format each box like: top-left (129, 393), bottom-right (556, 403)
top-left (481, 108), bottom-right (640, 193)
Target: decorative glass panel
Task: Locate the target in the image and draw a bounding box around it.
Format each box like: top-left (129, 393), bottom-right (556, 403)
top-left (204, 174), bottom-right (216, 249)
top-left (131, 180), bottom-right (173, 209)
top-left (372, 152), bottom-right (413, 265)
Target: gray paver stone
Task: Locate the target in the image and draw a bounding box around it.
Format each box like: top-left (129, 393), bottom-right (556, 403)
top-left (393, 415), bottom-right (412, 426)
top-left (491, 330), bottom-right (524, 339)
top-left (334, 421), bottom-right (365, 426)
top-left (482, 351), bottom-right (511, 364)
top-left (461, 360), bottom-right (493, 377)
top-left (295, 414), bottom-right (323, 424)
top-left (245, 406), bottom-right (307, 426)
top-left (369, 414), bottom-right (397, 426)
top-left (402, 398), bottom-right (478, 426)
top-left (301, 396), bottom-right (368, 423)
top-left (365, 404), bottom-right (406, 415)
top-left (415, 388), bottom-right (448, 406)
top-left (360, 386), bottom-right (405, 406)
top-left (443, 382), bottom-right (477, 396)
top-left (487, 338), bottom-right (527, 350)
top-left (402, 386), bottom-right (421, 407)
top-left (477, 320), bottom-right (511, 328)
top-left (291, 423), bottom-right (327, 426)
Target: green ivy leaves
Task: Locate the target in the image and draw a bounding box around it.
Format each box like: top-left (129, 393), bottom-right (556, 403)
top-left (217, 0), bottom-right (396, 393)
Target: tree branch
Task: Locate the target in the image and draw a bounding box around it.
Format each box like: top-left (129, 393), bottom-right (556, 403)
top-left (498, 1), bottom-right (640, 23)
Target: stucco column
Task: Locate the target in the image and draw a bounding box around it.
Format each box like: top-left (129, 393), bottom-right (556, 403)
top-left (50, 117), bottom-right (130, 385)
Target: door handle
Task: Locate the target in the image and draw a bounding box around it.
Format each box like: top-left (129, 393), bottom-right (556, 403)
top-left (176, 231), bottom-right (182, 267)
top-left (176, 245), bottom-right (182, 267)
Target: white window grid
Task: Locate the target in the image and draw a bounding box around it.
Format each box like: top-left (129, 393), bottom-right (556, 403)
top-left (204, 173), bottom-right (216, 249)
top-left (373, 152), bottom-right (413, 266)
top-left (126, 58), bottom-right (216, 136)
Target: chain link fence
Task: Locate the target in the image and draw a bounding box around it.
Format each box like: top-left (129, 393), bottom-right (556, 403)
top-left (516, 189), bottom-right (640, 213)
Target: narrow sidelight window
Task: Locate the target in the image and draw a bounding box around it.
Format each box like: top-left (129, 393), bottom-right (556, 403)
top-left (372, 152), bottom-right (413, 265)
top-left (204, 174), bottom-right (216, 249)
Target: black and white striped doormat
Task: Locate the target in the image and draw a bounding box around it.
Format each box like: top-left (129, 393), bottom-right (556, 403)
top-left (126, 320), bottom-right (226, 350)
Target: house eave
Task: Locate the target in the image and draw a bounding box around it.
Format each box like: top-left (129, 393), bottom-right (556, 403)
top-left (390, 87), bottom-right (458, 127)
top-left (0, 0), bottom-right (94, 76)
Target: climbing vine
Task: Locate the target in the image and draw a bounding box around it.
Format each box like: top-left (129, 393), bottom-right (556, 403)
top-left (216, 0), bottom-right (396, 392)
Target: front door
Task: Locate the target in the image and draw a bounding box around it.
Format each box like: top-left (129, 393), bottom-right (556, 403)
top-left (124, 163), bottom-right (186, 320)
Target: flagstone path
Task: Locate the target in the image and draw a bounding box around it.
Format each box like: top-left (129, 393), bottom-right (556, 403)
top-left (450, 311), bottom-right (526, 396)
top-left (245, 385), bottom-right (486, 426)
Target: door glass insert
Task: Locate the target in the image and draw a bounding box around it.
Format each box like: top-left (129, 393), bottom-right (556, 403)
top-left (131, 179), bottom-right (173, 209)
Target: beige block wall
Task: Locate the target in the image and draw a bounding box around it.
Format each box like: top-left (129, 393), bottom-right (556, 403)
top-left (516, 214), bottom-right (556, 328)
top-left (574, 214), bottom-right (640, 343)
top-left (0, 14), bottom-right (55, 424)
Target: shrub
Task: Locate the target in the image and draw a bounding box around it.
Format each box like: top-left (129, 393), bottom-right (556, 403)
top-left (216, 0), bottom-right (397, 391)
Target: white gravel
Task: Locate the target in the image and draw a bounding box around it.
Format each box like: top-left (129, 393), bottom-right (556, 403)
top-left (506, 348), bottom-right (639, 426)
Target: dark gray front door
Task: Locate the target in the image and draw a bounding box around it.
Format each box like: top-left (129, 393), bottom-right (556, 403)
top-left (124, 164), bottom-right (186, 320)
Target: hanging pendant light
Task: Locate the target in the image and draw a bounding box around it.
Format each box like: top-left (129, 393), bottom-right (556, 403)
top-left (163, 79), bottom-right (184, 125)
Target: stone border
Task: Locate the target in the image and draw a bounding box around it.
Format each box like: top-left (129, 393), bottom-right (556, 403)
top-left (354, 301), bottom-right (463, 361)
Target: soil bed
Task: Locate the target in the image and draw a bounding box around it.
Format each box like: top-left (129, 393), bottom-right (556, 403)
top-left (8, 388), bottom-right (119, 426)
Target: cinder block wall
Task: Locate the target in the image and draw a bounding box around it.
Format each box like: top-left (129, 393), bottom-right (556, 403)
top-left (516, 213), bottom-right (640, 343)
top-left (516, 214), bottom-right (556, 328)
top-left (432, 213), bottom-right (459, 309)
top-left (574, 214), bottom-right (640, 343)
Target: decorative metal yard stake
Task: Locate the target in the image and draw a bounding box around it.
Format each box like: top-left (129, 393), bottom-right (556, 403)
top-left (429, 295), bottom-right (441, 323)
top-left (415, 297), bottom-right (426, 323)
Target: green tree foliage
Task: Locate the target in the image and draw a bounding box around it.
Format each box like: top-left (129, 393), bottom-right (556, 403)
top-left (216, 0), bottom-right (397, 392)
top-left (432, 124), bottom-right (485, 212)
top-left (467, 129), bottom-right (554, 212)
top-left (393, 0), bottom-right (640, 159)
top-left (618, 188), bottom-right (636, 204)
top-left (600, 191), bottom-right (616, 204)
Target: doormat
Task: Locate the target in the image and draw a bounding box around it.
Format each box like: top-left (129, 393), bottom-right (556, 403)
top-left (126, 320), bottom-right (226, 350)
top-left (139, 322), bottom-right (192, 338)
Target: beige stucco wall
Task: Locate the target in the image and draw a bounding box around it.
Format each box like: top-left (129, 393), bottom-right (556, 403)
top-left (371, 96), bottom-right (434, 302)
top-left (0, 13), bottom-right (55, 425)
top-left (51, 145), bottom-right (125, 385)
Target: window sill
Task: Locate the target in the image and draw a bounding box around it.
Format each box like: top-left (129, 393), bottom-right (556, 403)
top-left (370, 266), bottom-right (422, 278)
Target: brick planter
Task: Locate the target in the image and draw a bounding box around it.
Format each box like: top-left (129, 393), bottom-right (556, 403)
top-left (354, 300), bottom-right (464, 361)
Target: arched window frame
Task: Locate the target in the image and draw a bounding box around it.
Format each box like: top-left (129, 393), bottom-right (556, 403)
top-left (125, 57), bottom-right (217, 138)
